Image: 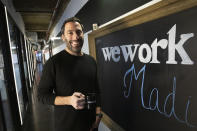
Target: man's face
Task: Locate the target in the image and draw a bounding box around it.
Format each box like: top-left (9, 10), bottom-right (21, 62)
top-left (62, 21), bottom-right (84, 54)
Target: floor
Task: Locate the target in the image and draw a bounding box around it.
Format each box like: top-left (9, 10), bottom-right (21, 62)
top-left (22, 63), bottom-right (55, 131)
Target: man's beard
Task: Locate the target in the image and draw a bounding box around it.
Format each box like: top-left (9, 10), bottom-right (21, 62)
top-left (66, 38), bottom-right (84, 54)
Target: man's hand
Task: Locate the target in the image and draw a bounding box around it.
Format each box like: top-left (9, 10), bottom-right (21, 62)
top-left (70, 92), bottom-right (85, 110)
top-left (90, 115), bottom-right (102, 131)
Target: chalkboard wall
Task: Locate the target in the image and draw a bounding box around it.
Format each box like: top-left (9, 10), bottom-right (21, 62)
top-left (95, 6), bottom-right (197, 131)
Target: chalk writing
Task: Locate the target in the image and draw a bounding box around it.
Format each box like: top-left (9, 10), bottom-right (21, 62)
top-left (123, 64), bottom-right (196, 127)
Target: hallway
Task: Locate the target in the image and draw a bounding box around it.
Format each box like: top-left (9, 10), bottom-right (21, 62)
top-left (22, 63), bottom-right (54, 131)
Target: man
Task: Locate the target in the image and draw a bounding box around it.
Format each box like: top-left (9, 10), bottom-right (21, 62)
top-left (38, 17), bottom-right (102, 131)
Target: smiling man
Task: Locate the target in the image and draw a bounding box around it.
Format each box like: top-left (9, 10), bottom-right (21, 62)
top-left (38, 17), bottom-right (102, 131)
top-left (62, 18), bottom-right (84, 56)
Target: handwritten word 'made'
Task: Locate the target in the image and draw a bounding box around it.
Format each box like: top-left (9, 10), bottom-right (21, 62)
top-left (101, 24), bottom-right (194, 65)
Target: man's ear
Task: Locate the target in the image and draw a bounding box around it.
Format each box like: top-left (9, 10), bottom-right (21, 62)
top-left (61, 34), bottom-right (65, 41)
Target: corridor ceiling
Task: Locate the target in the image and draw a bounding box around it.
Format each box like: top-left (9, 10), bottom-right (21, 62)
top-left (13, 0), bottom-right (70, 40)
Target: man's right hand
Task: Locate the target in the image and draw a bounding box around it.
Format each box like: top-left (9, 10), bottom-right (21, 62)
top-left (70, 92), bottom-right (85, 110)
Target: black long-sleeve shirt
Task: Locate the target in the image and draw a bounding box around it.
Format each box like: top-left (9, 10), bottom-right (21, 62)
top-left (38, 50), bottom-right (101, 131)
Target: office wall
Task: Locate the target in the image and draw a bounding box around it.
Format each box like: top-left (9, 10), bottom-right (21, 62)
top-left (76, 0), bottom-right (151, 32)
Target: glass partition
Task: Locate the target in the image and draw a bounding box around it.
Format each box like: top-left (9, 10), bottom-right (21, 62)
top-left (7, 14), bottom-right (25, 124)
top-left (0, 19), bottom-right (14, 131)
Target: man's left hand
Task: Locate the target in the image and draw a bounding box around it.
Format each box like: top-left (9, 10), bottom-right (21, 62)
top-left (90, 116), bottom-right (101, 131)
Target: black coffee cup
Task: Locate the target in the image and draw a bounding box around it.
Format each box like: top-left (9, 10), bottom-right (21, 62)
top-left (85, 93), bottom-right (96, 110)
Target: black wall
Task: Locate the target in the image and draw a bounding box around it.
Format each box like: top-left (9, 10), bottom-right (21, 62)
top-left (75, 0), bottom-right (151, 32)
top-left (95, 6), bottom-right (197, 131)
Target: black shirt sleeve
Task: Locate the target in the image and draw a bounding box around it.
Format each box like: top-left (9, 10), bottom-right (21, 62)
top-left (95, 61), bottom-right (101, 107)
top-left (37, 59), bottom-right (56, 105)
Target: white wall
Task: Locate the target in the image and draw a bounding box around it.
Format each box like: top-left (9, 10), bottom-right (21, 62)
top-left (52, 43), bottom-right (66, 55)
top-left (45, 51), bottom-right (50, 61)
top-left (50, 0), bottom-right (89, 38)
top-left (99, 122), bottom-right (111, 131)
top-left (81, 31), bottom-right (90, 54)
